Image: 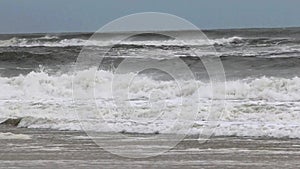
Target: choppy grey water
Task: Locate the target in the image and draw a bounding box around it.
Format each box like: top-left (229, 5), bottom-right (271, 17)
top-left (0, 28), bottom-right (300, 138)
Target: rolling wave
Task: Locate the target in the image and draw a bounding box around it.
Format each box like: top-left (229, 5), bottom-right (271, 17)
top-left (0, 69), bottom-right (299, 138)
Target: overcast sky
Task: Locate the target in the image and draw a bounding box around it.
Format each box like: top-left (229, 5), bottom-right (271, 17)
top-left (1, 0), bottom-right (300, 33)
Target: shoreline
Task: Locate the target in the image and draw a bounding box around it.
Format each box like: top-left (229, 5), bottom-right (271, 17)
top-left (1, 126), bottom-right (300, 168)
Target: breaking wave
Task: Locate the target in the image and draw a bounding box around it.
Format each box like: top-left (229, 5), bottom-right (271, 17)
top-left (0, 68), bottom-right (299, 138)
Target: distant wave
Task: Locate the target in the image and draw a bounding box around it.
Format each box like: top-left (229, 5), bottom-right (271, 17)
top-left (1, 35), bottom-right (295, 48)
top-left (0, 36), bottom-right (244, 47)
top-left (1, 36), bottom-right (300, 59)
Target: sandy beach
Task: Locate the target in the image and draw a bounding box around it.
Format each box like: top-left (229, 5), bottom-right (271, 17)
top-left (0, 126), bottom-right (299, 169)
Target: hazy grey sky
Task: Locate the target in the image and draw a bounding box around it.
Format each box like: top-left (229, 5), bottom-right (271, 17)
top-left (1, 0), bottom-right (300, 33)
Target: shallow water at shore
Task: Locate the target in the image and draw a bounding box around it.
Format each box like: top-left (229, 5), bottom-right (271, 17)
top-left (1, 126), bottom-right (300, 169)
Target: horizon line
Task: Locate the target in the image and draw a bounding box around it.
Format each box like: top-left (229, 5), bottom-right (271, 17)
top-left (1, 26), bottom-right (300, 35)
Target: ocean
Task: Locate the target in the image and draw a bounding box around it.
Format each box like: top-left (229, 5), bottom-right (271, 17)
top-left (0, 27), bottom-right (300, 139)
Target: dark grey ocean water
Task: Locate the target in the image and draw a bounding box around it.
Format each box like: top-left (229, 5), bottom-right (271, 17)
top-left (0, 28), bottom-right (299, 78)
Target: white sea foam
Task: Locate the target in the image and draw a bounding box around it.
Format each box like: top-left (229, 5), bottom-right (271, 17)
top-left (0, 69), bottom-right (299, 138)
top-left (0, 36), bottom-right (243, 47)
top-left (0, 132), bottom-right (31, 140)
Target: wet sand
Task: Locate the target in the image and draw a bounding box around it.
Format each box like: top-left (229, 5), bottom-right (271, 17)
top-left (0, 126), bottom-right (300, 169)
